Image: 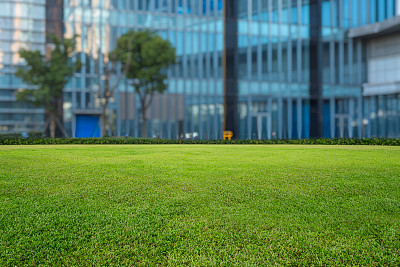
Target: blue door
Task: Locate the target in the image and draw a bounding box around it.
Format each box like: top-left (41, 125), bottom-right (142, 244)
top-left (75, 115), bottom-right (101, 138)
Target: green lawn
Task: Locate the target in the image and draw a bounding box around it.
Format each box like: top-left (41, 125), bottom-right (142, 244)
top-left (1, 145), bottom-right (400, 266)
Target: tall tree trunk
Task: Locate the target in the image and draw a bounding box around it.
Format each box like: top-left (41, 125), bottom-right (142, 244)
top-left (141, 106), bottom-right (146, 138)
top-left (50, 115), bottom-right (56, 138)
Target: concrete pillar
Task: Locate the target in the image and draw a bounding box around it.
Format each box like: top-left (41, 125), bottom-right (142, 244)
top-left (365, 97), bottom-right (371, 138)
top-left (287, 98), bottom-right (293, 139)
top-left (72, 115), bottom-right (76, 138)
top-left (257, 115), bottom-right (262, 140)
top-left (267, 115), bottom-right (272, 140)
top-left (349, 98), bottom-right (355, 138)
top-left (371, 96), bottom-right (378, 137)
top-left (397, 0), bottom-right (400, 16)
top-left (339, 116), bottom-right (345, 138)
top-left (267, 98), bottom-right (273, 139)
top-left (297, 97), bottom-right (302, 138)
top-left (330, 97), bottom-right (335, 138)
top-left (278, 98), bottom-right (283, 139)
top-left (388, 96), bottom-right (395, 138)
top-left (358, 96), bottom-right (363, 138)
top-left (199, 100), bottom-right (203, 140)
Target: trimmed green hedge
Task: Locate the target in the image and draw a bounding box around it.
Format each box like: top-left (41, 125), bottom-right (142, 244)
top-left (1, 137), bottom-right (400, 145)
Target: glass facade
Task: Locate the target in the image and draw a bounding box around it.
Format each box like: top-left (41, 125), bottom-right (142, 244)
top-left (0, 0), bottom-right (46, 133)
top-left (63, 0), bottom-right (225, 138)
top-left (0, 0), bottom-right (399, 139)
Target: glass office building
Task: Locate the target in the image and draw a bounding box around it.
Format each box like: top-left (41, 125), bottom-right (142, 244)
top-left (0, 0), bottom-right (46, 133)
top-left (1, 0), bottom-right (400, 139)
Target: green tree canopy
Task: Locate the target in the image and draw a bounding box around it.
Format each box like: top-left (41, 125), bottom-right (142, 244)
top-left (114, 30), bottom-right (176, 137)
top-left (16, 35), bottom-right (81, 137)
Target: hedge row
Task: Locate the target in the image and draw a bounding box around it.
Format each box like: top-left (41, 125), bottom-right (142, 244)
top-left (1, 137), bottom-right (400, 145)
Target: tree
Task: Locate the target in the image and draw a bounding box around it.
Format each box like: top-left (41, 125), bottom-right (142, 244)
top-left (114, 30), bottom-right (176, 138)
top-left (16, 35), bottom-right (81, 138)
top-left (94, 35), bottom-right (133, 137)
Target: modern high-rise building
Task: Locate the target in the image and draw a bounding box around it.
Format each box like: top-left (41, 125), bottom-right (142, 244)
top-left (1, 0), bottom-right (399, 139)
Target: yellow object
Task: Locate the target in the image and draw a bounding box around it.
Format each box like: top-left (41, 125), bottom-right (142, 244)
top-left (223, 131), bottom-right (233, 140)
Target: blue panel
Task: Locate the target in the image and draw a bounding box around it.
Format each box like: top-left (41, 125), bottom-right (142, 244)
top-left (388, 0), bottom-right (395, 18)
top-left (321, 1), bottom-right (331, 27)
top-left (361, 1), bottom-right (367, 25)
top-left (378, 0), bottom-right (386, 21)
top-left (323, 102), bottom-right (331, 138)
top-left (218, 0), bottom-right (223, 11)
top-left (75, 115), bottom-right (101, 138)
top-left (343, 0), bottom-right (349, 28)
top-left (352, 0), bottom-right (358, 27)
top-left (370, 0), bottom-right (377, 23)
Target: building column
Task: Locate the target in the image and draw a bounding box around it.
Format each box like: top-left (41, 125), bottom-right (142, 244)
top-left (247, 95), bottom-right (252, 139)
top-left (379, 95), bottom-right (387, 137)
top-left (287, 98), bottom-right (293, 139)
top-left (278, 97), bottom-right (283, 139)
top-left (371, 96), bottom-right (378, 137)
top-left (309, 0), bottom-right (323, 138)
top-left (223, 0), bottom-right (239, 138)
top-left (268, 98), bottom-right (273, 139)
top-left (191, 94), bottom-right (195, 140)
top-left (365, 97), bottom-right (371, 138)
top-left (267, 114), bottom-right (272, 140)
top-left (166, 119), bottom-right (171, 139)
top-left (330, 97), bottom-right (335, 138)
top-left (257, 115), bottom-right (262, 140)
top-left (348, 98), bottom-right (355, 138)
top-left (72, 114), bottom-right (76, 138)
top-left (338, 115), bottom-right (345, 138)
top-left (358, 96), bottom-right (363, 138)
top-left (199, 96), bottom-right (203, 140)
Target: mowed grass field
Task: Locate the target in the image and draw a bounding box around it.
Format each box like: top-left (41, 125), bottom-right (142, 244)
top-left (1, 145), bottom-right (400, 266)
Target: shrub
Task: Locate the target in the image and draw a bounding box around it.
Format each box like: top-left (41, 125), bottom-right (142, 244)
top-left (0, 137), bottom-right (399, 146)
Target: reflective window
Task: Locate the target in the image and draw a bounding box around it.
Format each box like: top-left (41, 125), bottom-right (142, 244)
top-left (378, 0), bottom-right (386, 21)
top-left (370, 0), bottom-right (377, 23)
top-left (343, 0), bottom-right (349, 28)
top-left (291, 3), bottom-right (297, 24)
top-left (352, 0), bottom-right (358, 27)
top-left (261, 0), bottom-right (268, 21)
top-left (321, 1), bottom-right (331, 27)
top-left (360, 0), bottom-right (367, 25)
top-left (301, 4), bottom-right (309, 25)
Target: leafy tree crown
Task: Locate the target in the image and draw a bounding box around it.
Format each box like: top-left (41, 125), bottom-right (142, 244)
top-left (16, 35), bottom-right (82, 109)
top-left (113, 30), bottom-right (176, 94)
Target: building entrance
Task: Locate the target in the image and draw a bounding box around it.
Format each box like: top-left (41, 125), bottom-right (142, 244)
top-left (335, 113), bottom-right (350, 138)
top-left (252, 112), bottom-right (272, 140)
